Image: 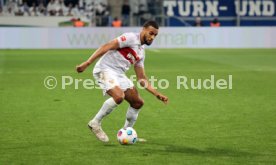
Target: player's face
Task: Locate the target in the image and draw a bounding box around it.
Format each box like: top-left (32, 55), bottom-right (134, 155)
top-left (143, 26), bottom-right (158, 45)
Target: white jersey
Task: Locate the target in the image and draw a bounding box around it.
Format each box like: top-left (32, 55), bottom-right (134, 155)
top-left (93, 32), bottom-right (145, 74)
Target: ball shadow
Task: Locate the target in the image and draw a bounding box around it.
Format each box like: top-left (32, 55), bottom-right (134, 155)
top-left (148, 142), bottom-right (258, 157)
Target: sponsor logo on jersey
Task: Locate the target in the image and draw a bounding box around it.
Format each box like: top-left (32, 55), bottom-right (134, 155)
top-left (118, 47), bottom-right (140, 64)
top-left (120, 36), bottom-right (126, 42)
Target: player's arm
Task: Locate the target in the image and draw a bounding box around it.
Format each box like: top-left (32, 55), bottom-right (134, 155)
top-left (76, 39), bottom-right (120, 73)
top-left (134, 66), bottom-right (168, 104)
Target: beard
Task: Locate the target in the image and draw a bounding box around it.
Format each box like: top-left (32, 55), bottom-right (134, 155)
top-left (144, 36), bottom-right (153, 45)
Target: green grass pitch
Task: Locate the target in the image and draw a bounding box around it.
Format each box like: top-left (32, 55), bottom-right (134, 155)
top-left (0, 49), bottom-right (275, 165)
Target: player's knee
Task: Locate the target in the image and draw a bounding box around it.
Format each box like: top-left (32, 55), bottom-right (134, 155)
top-left (131, 99), bottom-right (144, 109)
top-left (113, 94), bottom-right (125, 104)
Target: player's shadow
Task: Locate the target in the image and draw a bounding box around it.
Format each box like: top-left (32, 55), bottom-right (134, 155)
top-left (150, 143), bottom-right (258, 157)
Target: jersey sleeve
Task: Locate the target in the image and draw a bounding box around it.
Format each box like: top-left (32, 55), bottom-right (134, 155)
top-left (117, 33), bottom-right (137, 48)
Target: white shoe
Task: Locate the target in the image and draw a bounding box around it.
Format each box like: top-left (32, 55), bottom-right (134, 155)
top-left (88, 120), bottom-right (109, 143)
top-left (137, 138), bottom-right (147, 142)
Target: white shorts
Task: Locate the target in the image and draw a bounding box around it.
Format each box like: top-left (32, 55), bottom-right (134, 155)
top-left (93, 69), bottom-right (134, 96)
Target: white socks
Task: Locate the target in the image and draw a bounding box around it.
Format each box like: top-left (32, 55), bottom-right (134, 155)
top-left (124, 106), bottom-right (140, 128)
top-left (92, 98), bottom-right (118, 123)
top-left (90, 98), bottom-right (141, 128)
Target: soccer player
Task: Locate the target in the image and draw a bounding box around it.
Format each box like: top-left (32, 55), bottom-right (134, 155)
top-left (76, 20), bottom-right (168, 142)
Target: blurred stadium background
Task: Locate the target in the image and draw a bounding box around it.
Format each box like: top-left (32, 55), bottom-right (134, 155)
top-left (0, 0), bottom-right (276, 165)
top-left (0, 0), bottom-right (276, 27)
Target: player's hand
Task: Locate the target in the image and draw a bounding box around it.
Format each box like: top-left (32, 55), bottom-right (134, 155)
top-left (76, 61), bottom-right (89, 73)
top-left (156, 93), bottom-right (168, 104)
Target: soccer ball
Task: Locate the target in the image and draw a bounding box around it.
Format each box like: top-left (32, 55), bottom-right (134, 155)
top-left (117, 127), bottom-right (138, 145)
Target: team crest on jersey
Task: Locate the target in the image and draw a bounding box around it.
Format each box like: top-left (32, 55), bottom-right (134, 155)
top-left (120, 36), bottom-right (126, 42)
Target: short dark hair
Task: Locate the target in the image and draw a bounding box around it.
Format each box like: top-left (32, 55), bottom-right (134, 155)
top-left (143, 20), bottom-right (159, 29)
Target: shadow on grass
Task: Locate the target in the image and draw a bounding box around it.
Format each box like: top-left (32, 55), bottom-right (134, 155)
top-left (149, 143), bottom-right (258, 157)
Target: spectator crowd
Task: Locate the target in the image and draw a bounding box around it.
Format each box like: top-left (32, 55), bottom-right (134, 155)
top-left (0, 0), bottom-right (162, 26)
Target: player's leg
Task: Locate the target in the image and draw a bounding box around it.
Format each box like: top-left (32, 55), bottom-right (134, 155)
top-left (91, 86), bottom-right (124, 123)
top-left (88, 71), bottom-right (125, 142)
top-left (88, 86), bottom-right (125, 142)
top-left (123, 87), bottom-right (144, 128)
top-left (90, 71), bottom-right (125, 123)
